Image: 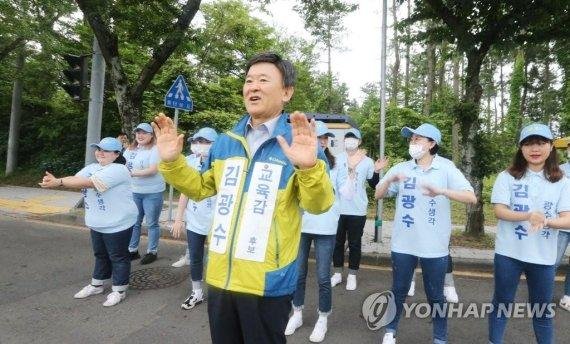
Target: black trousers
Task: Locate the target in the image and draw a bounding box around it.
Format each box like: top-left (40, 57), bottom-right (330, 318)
top-left (332, 214), bottom-right (367, 271)
top-left (207, 286), bottom-right (292, 344)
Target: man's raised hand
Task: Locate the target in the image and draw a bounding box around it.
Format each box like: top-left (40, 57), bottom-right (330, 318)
top-left (276, 111), bottom-right (317, 170)
top-left (152, 113), bottom-right (184, 162)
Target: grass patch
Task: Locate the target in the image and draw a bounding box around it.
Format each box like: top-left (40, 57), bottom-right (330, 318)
top-left (0, 167), bottom-right (43, 187)
top-left (450, 229), bottom-right (495, 250)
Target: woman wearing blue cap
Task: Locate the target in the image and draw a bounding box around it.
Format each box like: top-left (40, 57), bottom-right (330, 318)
top-left (488, 123), bottom-right (570, 344)
top-left (171, 127), bottom-right (218, 310)
top-left (124, 122), bottom-right (166, 264)
top-left (375, 123), bottom-right (476, 344)
top-left (39, 137), bottom-right (138, 307)
top-left (331, 128), bottom-right (384, 291)
top-left (284, 121), bottom-right (348, 342)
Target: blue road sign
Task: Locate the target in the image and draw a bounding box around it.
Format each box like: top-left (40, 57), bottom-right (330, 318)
top-left (164, 75), bottom-right (193, 111)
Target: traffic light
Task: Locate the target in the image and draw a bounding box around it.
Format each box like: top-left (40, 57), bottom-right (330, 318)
top-left (61, 54), bottom-right (88, 101)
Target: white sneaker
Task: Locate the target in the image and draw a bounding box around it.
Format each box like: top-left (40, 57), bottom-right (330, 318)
top-left (284, 310), bottom-right (303, 335)
top-left (346, 274), bottom-right (357, 291)
top-left (407, 280), bottom-right (415, 297)
top-left (559, 295), bottom-right (570, 312)
top-left (172, 255), bottom-right (190, 268)
top-left (444, 286), bottom-right (459, 303)
top-left (382, 332), bottom-right (396, 344)
top-left (103, 291), bottom-right (125, 307)
top-left (309, 315), bottom-right (328, 342)
top-left (74, 284), bottom-right (104, 299)
top-left (331, 273), bottom-right (342, 287)
top-left (181, 290), bottom-right (204, 309)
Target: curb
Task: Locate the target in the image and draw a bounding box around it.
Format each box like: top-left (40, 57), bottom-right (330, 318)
top-left (317, 251), bottom-right (495, 273)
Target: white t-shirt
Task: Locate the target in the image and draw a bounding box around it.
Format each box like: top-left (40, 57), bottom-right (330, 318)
top-left (76, 163), bottom-right (138, 233)
top-left (124, 145), bottom-right (165, 194)
top-left (492, 170), bottom-right (570, 265)
top-left (301, 157), bottom-right (349, 235)
top-left (184, 154), bottom-right (216, 235)
top-left (379, 155), bottom-right (474, 258)
top-left (337, 152), bottom-right (375, 216)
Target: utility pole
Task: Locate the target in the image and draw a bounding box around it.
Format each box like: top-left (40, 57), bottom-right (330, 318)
top-left (374, 0), bottom-right (388, 243)
top-left (85, 38), bottom-right (106, 165)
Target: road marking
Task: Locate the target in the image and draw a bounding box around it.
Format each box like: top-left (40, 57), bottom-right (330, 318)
top-left (0, 197), bottom-right (70, 214)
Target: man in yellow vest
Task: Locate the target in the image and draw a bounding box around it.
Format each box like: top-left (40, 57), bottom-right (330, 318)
top-left (154, 52), bottom-right (334, 343)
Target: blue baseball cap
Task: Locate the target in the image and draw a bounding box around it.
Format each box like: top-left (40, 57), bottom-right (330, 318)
top-left (134, 123), bottom-right (153, 134)
top-left (89, 137), bottom-right (122, 152)
top-left (191, 127), bottom-right (218, 142)
top-left (519, 123), bottom-right (553, 144)
top-left (315, 121), bottom-right (335, 138)
top-left (344, 128), bottom-right (361, 139)
top-left (401, 123), bottom-right (441, 144)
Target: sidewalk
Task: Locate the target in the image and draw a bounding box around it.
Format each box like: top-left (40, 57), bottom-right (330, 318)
top-left (0, 185), bottom-right (498, 270)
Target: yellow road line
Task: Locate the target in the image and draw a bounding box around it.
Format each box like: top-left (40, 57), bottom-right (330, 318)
top-left (0, 197), bottom-right (70, 214)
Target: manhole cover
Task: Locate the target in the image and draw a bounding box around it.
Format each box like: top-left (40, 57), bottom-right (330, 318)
top-left (130, 266), bottom-right (189, 290)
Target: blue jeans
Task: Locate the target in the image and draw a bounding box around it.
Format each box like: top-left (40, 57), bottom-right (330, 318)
top-left (387, 252), bottom-right (448, 344)
top-left (488, 253), bottom-right (555, 344)
top-left (555, 231), bottom-right (570, 295)
top-left (91, 227), bottom-right (132, 291)
top-left (293, 233), bottom-right (335, 313)
top-left (129, 192), bottom-right (163, 253)
top-left (187, 230), bottom-right (207, 282)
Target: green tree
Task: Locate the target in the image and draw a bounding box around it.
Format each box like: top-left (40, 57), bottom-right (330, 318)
top-left (294, 0), bottom-right (357, 113)
top-left (75, 0), bottom-right (202, 134)
top-left (413, 0), bottom-right (570, 235)
top-left (556, 41), bottom-right (570, 134)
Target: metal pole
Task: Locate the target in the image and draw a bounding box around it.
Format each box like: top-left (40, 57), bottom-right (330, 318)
top-left (167, 108), bottom-right (180, 221)
top-left (374, 0), bottom-right (388, 243)
top-left (85, 38), bottom-right (106, 165)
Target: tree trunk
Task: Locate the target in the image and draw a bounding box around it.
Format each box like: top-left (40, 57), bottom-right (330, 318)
top-left (0, 36), bottom-right (25, 62)
top-left (493, 95), bottom-right (499, 130)
top-left (460, 49), bottom-right (486, 236)
top-left (390, 0), bottom-right (400, 105)
top-left (519, 58), bottom-right (529, 125)
top-left (451, 53), bottom-right (461, 164)
top-left (404, 0), bottom-right (411, 107)
top-left (543, 49), bottom-right (553, 126)
top-left (486, 87), bottom-right (491, 132)
top-left (424, 41), bottom-right (436, 115)
top-left (76, 0), bottom-right (201, 131)
top-left (499, 59), bottom-right (505, 126)
top-left (6, 49), bottom-right (25, 175)
top-left (437, 41), bottom-right (447, 96)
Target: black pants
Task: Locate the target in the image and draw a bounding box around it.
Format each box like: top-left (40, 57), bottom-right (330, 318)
top-left (207, 287), bottom-right (292, 344)
top-left (333, 214), bottom-right (367, 271)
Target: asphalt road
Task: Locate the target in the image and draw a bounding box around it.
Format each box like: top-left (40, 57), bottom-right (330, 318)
top-left (1, 217), bottom-right (569, 344)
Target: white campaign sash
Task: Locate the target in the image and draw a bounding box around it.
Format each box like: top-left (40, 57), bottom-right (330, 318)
top-left (209, 159), bottom-right (245, 254)
top-left (234, 162), bottom-right (283, 262)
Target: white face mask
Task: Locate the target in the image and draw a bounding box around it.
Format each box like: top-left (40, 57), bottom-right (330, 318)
top-left (408, 144), bottom-right (427, 160)
top-left (344, 138), bottom-right (359, 151)
top-left (191, 144), bottom-right (211, 157)
top-left (190, 144), bottom-right (199, 155)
